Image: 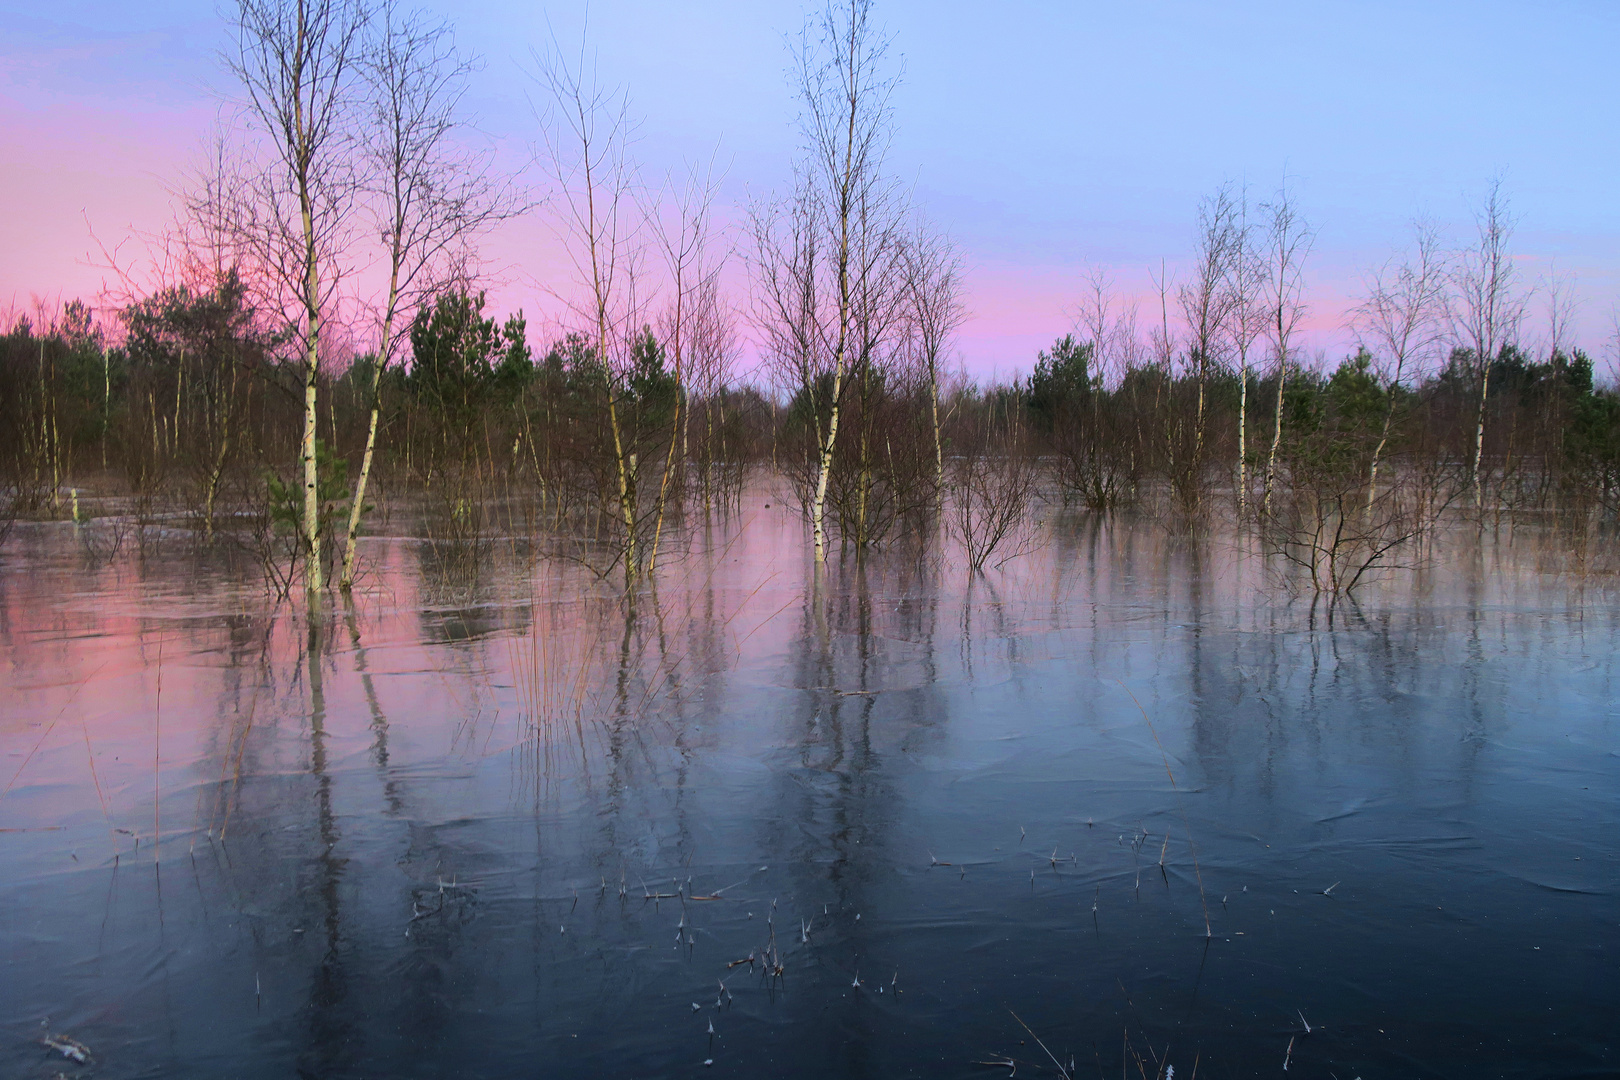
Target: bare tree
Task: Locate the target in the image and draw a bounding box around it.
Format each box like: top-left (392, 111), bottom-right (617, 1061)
top-left (1221, 187), bottom-right (1266, 518)
top-left (951, 435), bottom-right (1036, 573)
top-left (1259, 183), bottom-right (1313, 517)
top-left (1525, 264), bottom-right (1584, 507)
top-left (172, 132), bottom-right (259, 294)
top-left (1353, 223), bottom-right (1448, 513)
top-left (683, 271), bottom-right (739, 507)
top-left (1064, 266), bottom-right (1140, 508)
top-left (751, 0), bottom-right (902, 563)
top-left (750, 178), bottom-right (821, 478)
top-left (1149, 260), bottom-right (1177, 374)
top-left (1073, 266), bottom-right (1142, 382)
top-left (841, 186), bottom-right (913, 552)
top-left (1177, 186), bottom-right (1239, 511)
top-left (338, 2), bottom-right (515, 590)
top-left (900, 217), bottom-right (965, 505)
top-left (1072, 267), bottom-right (1113, 372)
top-left (1543, 264), bottom-right (1579, 365)
top-left (645, 159), bottom-right (725, 575)
top-left (1452, 178), bottom-right (1528, 513)
top-left (534, 42), bottom-right (646, 589)
top-left (125, 134), bottom-right (268, 537)
top-left (228, 0), bottom-right (371, 594)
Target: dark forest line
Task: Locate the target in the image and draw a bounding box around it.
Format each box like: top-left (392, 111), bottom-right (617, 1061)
top-left (3, 280), bottom-right (1618, 596)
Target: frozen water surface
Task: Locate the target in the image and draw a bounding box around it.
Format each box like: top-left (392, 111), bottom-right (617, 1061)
top-left (1, 502), bottom-right (1616, 1078)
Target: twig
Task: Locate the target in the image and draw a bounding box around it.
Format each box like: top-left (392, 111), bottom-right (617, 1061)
top-left (1009, 1010), bottom-right (1070, 1080)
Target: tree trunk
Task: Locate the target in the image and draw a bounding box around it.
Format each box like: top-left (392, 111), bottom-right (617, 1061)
top-left (1472, 364), bottom-right (1491, 512)
top-left (1237, 359), bottom-right (1248, 519)
top-left (648, 289), bottom-right (686, 578)
top-left (204, 419), bottom-right (232, 542)
top-left (1264, 362), bottom-right (1287, 518)
top-left (297, 73), bottom-right (324, 595)
top-left (341, 263), bottom-right (400, 591)
top-left (302, 352), bottom-right (322, 592)
top-left (1367, 387), bottom-right (1396, 518)
top-left (811, 375), bottom-right (844, 564)
top-left (606, 385), bottom-right (637, 589)
top-left (930, 354), bottom-right (943, 508)
top-left (340, 376), bottom-right (382, 589)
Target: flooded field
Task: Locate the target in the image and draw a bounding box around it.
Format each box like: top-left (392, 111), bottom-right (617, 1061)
top-left (1, 499), bottom-right (1616, 1078)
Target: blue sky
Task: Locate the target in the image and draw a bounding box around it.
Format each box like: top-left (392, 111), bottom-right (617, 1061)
top-left (4, 1), bottom-right (1617, 378)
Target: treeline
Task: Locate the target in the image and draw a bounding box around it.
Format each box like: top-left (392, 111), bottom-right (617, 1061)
top-left (4, 0), bottom-right (1618, 601)
top-left (1019, 332), bottom-right (1620, 512)
top-left (0, 284), bottom-right (773, 575)
top-left (5, 271), bottom-right (1616, 570)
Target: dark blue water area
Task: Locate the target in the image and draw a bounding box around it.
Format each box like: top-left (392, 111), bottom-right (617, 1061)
top-left (1, 514), bottom-right (1616, 1078)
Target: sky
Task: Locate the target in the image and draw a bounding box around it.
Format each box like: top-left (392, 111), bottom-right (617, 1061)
top-left (4, 0), bottom-right (1618, 382)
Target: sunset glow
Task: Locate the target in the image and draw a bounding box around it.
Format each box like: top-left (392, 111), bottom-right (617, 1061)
top-left (6, 2), bottom-right (1618, 377)
top-left (4, 5), bottom-right (1620, 1076)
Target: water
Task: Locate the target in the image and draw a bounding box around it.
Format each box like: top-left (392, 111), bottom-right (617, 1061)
top-left (2, 501), bottom-right (1616, 1078)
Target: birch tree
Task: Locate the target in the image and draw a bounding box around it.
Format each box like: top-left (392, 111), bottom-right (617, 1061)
top-left (228, 0), bottom-right (370, 594)
top-left (1221, 188), bottom-right (1266, 518)
top-left (1451, 179), bottom-right (1527, 512)
top-left (645, 161), bottom-right (724, 575)
top-left (534, 44), bottom-right (646, 589)
top-left (842, 186), bottom-right (910, 552)
top-left (1259, 184), bottom-right (1313, 517)
top-left (339, 2), bottom-right (512, 590)
top-left (1178, 187), bottom-right (1238, 510)
top-left (901, 218), bottom-right (965, 505)
top-left (751, 0), bottom-right (901, 563)
top-left (1067, 267), bottom-right (1140, 508)
top-left (1542, 265), bottom-right (1578, 365)
top-left (1353, 224), bottom-right (1448, 513)
top-left (684, 272), bottom-right (738, 509)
